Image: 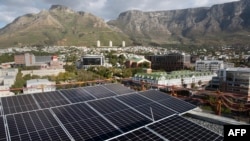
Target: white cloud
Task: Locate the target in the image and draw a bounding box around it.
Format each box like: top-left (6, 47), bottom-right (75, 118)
top-left (0, 0), bottom-right (240, 28)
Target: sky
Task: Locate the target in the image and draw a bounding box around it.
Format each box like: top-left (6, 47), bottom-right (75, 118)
top-left (0, 0), bottom-right (239, 28)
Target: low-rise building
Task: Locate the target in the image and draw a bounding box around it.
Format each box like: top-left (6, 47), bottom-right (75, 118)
top-left (195, 60), bottom-right (234, 73)
top-left (125, 57), bottom-right (151, 68)
top-left (0, 85), bottom-right (15, 97)
top-left (23, 79), bottom-right (56, 94)
top-left (78, 54), bottom-right (105, 69)
top-left (133, 70), bottom-right (216, 88)
top-left (212, 67), bottom-right (250, 101)
top-left (21, 69), bottom-right (65, 77)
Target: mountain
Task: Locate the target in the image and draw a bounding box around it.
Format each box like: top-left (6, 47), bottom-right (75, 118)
top-left (108, 0), bottom-right (250, 45)
top-left (0, 5), bottom-right (132, 47)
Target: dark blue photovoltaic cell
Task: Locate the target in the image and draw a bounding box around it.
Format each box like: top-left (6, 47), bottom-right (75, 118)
top-left (139, 90), bottom-right (172, 101)
top-left (157, 98), bottom-right (196, 113)
top-left (83, 85), bottom-right (116, 98)
top-left (139, 90), bottom-right (196, 113)
top-left (88, 98), bottom-right (129, 114)
top-left (1, 94), bottom-right (39, 115)
top-left (88, 97), bottom-right (152, 132)
top-left (109, 127), bottom-right (164, 141)
top-left (102, 84), bottom-right (135, 95)
top-left (33, 91), bottom-right (70, 108)
top-left (104, 109), bottom-right (152, 132)
top-left (59, 88), bottom-right (95, 103)
top-left (0, 116), bottom-right (6, 141)
top-left (6, 109), bottom-right (71, 141)
top-left (51, 103), bottom-right (122, 141)
top-left (148, 115), bottom-right (224, 141)
top-left (117, 94), bottom-right (176, 120)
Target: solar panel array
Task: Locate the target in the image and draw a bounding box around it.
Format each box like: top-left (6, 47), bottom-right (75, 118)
top-left (0, 83), bottom-right (223, 141)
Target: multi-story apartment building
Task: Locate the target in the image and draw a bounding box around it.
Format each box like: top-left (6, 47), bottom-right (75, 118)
top-left (214, 68), bottom-right (250, 101)
top-left (195, 60), bottom-right (234, 73)
top-left (14, 53), bottom-right (35, 66)
top-left (146, 53), bottom-right (191, 72)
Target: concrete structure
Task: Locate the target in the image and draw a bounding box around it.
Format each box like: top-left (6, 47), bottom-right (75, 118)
top-left (146, 53), bottom-right (191, 72)
top-left (3, 76), bottom-right (16, 87)
top-left (109, 40), bottom-right (112, 47)
top-left (23, 79), bottom-right (56, 94)
top-left (79, 54), bottom-right (105, 69)
top-left (14, 53), bottom-right (35, 66)
top-left (133, 70), bottom-right (216, 88)
top-left (125, 57), bottom-right (151, 68)
top-left (213, 68), bottom-right (250, 101)
top-left (97, 40), bottom-right (100, 47)
top-left (195, 60), bottom-right (234, 73)
top-left (21, 69), bottom-right (65, 77)
top-left (122, 41), bottom-right (125, 47)
top-left (14, 53), bottom-right (63, 69)
top-left (0, 68), bottom-right (18, 96)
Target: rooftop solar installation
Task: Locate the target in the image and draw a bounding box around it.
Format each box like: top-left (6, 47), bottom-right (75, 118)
top-left (1, 94), bottom-right (39, 115)
top-left (32, 91), bottom-right (70, 108)
top-left (139, 90), bottom-right (196, 114)
top-left (51, 102), bottom-right (122, 140)
top-left (0, 116), bottom-right (7, 141)
top-left (6, 109), bottom-right (72, 141)
top-left (0, 83), bottom-right (223, 141)
top-left (83, 85), bottom-right (117, 98)
top-left (108, 127), bottom-right (164, 141)
top-left (59, 88), bottom-right (95, 103)
top-left (147, 115), bottom-right (224, 141)
top-left (102, 83), bottom-right (135, 95)
top-left (117, 94), bottom-right (176, 120)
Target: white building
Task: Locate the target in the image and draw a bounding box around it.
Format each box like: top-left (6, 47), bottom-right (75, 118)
top-left (133, 71), bottom-right (216, 88)
top-left (0, 85), bottom-right (15, 97)
top-left (23, 79), bottom-right (56, 94)
top-left (195, 60), bottom-right (234, 73)
top-left (214, 67), bottom-right (250, 101)
top-left (21, 69), bottom-right (65, 77)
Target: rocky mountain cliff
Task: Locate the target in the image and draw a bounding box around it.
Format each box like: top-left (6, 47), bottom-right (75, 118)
top-left (108, 0), bottom-right (250, 45)
top-left (0, 5), bottom-right (131, 47)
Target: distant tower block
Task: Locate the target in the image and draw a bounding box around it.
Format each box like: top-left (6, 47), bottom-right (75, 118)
top-left (122, 41), bottom-right (126, 47)
top-left (97, 40), bottom-right (100, 47)
top-left (109, 40), bottom-right (113, 47)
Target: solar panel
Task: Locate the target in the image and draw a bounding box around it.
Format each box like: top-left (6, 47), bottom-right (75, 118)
top-left (59, 88), bottom-right (95, 103)
top-left (117, 94), bottom-right (176, 120)
top-left (1, 94), bottom-right (40, 115)
top-left (104, 109), bottom-right (152, 132)
top-left (88, 98), bottom-right (152, 132)
top-left (83, 85), bottom-right (116, 98)
top-left (0, 116), bottom-right (7, 141)
top-left (158, 98), bottom-right (197, 113)
top-left (147, 115), bottom-right (224, 141)
top-left (87, 98), bottom-right (129, 114)
top-left (102, 83), bottom-right (135, 95)
top-left (33, 91), bottom-right (70, 108)
top-left (6, 109), bottom-right (72, 141)
top-left (51, 102), bottom-right (122, 140)
top-left (139, 90), bottom-right (172, 101)
top-left (139, 90), bottom-right (196, 113)
top-left (108, 127), bottom-right (164, 141)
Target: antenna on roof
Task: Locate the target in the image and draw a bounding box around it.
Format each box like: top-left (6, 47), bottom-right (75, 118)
top-left (150, 107), bottom-right (154, 122)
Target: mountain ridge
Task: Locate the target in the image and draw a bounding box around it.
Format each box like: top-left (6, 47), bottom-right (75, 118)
top-left (1, 1), bottom-right (250, 48)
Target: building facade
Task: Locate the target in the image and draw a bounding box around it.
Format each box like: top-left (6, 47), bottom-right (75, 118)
top-left (216, 68), bottom-right (250, 101)
top-left (195, 60), bottom-right (234, 73)
top-left (146, 53), bottom-right (191, 72)
top-left (23, 79), bottom-right (56, 94)
top-left (133, 70), bottom-right (216, 88)
top-left (125, 57), bottom-right (151, 68)
top-left (79, 55), bottom-right (105, 69)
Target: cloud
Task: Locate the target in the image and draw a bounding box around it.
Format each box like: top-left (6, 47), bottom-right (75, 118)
top-left (0, 0), bottom-right (240, 28)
